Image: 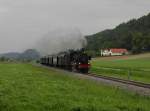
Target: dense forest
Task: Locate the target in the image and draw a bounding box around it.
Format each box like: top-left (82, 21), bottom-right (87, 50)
top-left (86, 13), bottom-right (150, 55)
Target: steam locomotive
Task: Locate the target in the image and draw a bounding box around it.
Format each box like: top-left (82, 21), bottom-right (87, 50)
top-left (40, 49), bottom-right (91, 73)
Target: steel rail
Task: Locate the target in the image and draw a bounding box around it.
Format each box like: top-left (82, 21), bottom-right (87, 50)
top-left (87, 73), bottom-right (150, 89)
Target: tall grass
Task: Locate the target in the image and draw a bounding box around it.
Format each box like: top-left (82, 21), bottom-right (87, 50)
top-left (91, 56), bottom-right (150, 83)
top-left (0, 63), bottom-right (149, 111)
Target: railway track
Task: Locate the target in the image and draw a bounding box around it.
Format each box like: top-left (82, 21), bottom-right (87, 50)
top-left (39, 64), bottom-right (150, 90)
top-left (87, 73), bottom-right (150, 89)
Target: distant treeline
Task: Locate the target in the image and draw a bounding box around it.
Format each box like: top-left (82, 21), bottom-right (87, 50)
top-left (86, 13), bottom-right (150, 55)
top-left (0, 49), bottom-right (41, 62)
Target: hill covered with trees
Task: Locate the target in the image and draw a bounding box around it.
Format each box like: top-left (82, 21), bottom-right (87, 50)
top-left (0, 49), bottom-right (41, 61)
top-left (86, 13), bottom-right (150, 54)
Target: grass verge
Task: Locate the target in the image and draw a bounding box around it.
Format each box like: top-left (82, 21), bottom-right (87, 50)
top-left (0, 63), bottom-right (150, 111)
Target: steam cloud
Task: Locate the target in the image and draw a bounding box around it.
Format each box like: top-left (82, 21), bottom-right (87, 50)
top-left (36, 28), bottom-right (87, 56)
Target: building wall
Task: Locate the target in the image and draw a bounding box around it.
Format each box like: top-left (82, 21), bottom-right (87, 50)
top-left (101, 50), bottom-right (111, 56)
top-left (101, 49), bottom-right (127, 56)
top-left (110, 52), bottom-right (123, 56)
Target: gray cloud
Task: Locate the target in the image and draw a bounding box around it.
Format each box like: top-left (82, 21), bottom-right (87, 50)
top-left (0, 0), bottom-right (150, 53)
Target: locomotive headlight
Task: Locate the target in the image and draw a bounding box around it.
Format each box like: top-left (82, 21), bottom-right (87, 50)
top-left (79, 63), bottom-right (81, 64)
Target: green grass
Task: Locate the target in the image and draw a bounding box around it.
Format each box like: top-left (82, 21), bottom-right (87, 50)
top-left (91, 53), bottom-right (150, 83)
top-left (0, 63), bottom-right (150, 111)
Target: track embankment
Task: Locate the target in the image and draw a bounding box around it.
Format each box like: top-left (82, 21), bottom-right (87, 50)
top-left (36, 64), bottom-right (150, 96)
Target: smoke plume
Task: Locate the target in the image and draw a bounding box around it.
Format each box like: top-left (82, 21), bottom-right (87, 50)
top-left (36, 28), bottom-right (87, 56)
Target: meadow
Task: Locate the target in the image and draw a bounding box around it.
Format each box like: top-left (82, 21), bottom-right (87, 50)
top-left (91, 53), bottom-right (150, 83)
top-left (0, 62), bottom-right (150, 111)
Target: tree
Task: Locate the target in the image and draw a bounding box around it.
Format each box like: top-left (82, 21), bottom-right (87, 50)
top-left (86, 13), bottom-right (150, 54)
top-left (0, 57), bottom-right (9, 62)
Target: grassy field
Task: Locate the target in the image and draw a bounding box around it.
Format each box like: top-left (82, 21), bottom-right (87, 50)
top-left (91, 53), bottom-right (150, 83)
top-left (0, 63), bottom-right (150, 111)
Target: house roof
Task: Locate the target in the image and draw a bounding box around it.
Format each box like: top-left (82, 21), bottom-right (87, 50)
top-left (110, 48), bottom-right (128, 53)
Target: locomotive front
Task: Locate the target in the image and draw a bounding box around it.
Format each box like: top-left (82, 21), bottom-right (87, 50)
top-left (78, 53), bottom-right (91, 73)
top-left (71, 51), bottom-right (91, 73)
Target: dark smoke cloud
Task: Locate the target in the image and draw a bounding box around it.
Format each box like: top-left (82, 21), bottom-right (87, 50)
top-left (36, 28), bottom-right (87, 55)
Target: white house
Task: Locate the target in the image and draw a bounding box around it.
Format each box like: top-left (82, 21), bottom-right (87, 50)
top-left (101, 48), bottom-right (128, 56)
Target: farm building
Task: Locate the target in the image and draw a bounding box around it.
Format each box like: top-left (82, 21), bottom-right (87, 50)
top-left (101, 48), bottom-right (128, 56)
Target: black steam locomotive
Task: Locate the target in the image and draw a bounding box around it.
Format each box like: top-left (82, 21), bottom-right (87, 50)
top-left (40, 49), bottom-right (91, 73)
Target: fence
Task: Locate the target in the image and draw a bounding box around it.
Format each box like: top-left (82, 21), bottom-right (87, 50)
top-left (90, 66), bottom-right (150, 83)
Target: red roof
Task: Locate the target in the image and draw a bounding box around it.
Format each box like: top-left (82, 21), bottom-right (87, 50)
top-left (110, 48), bottom-right (128, 53)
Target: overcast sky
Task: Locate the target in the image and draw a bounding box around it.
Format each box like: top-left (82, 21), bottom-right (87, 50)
top-left (0, 0), bottom-right (150, 53)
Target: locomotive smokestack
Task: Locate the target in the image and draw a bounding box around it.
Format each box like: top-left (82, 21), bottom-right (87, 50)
top-left (36, 27), bottom-right (87, 56)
